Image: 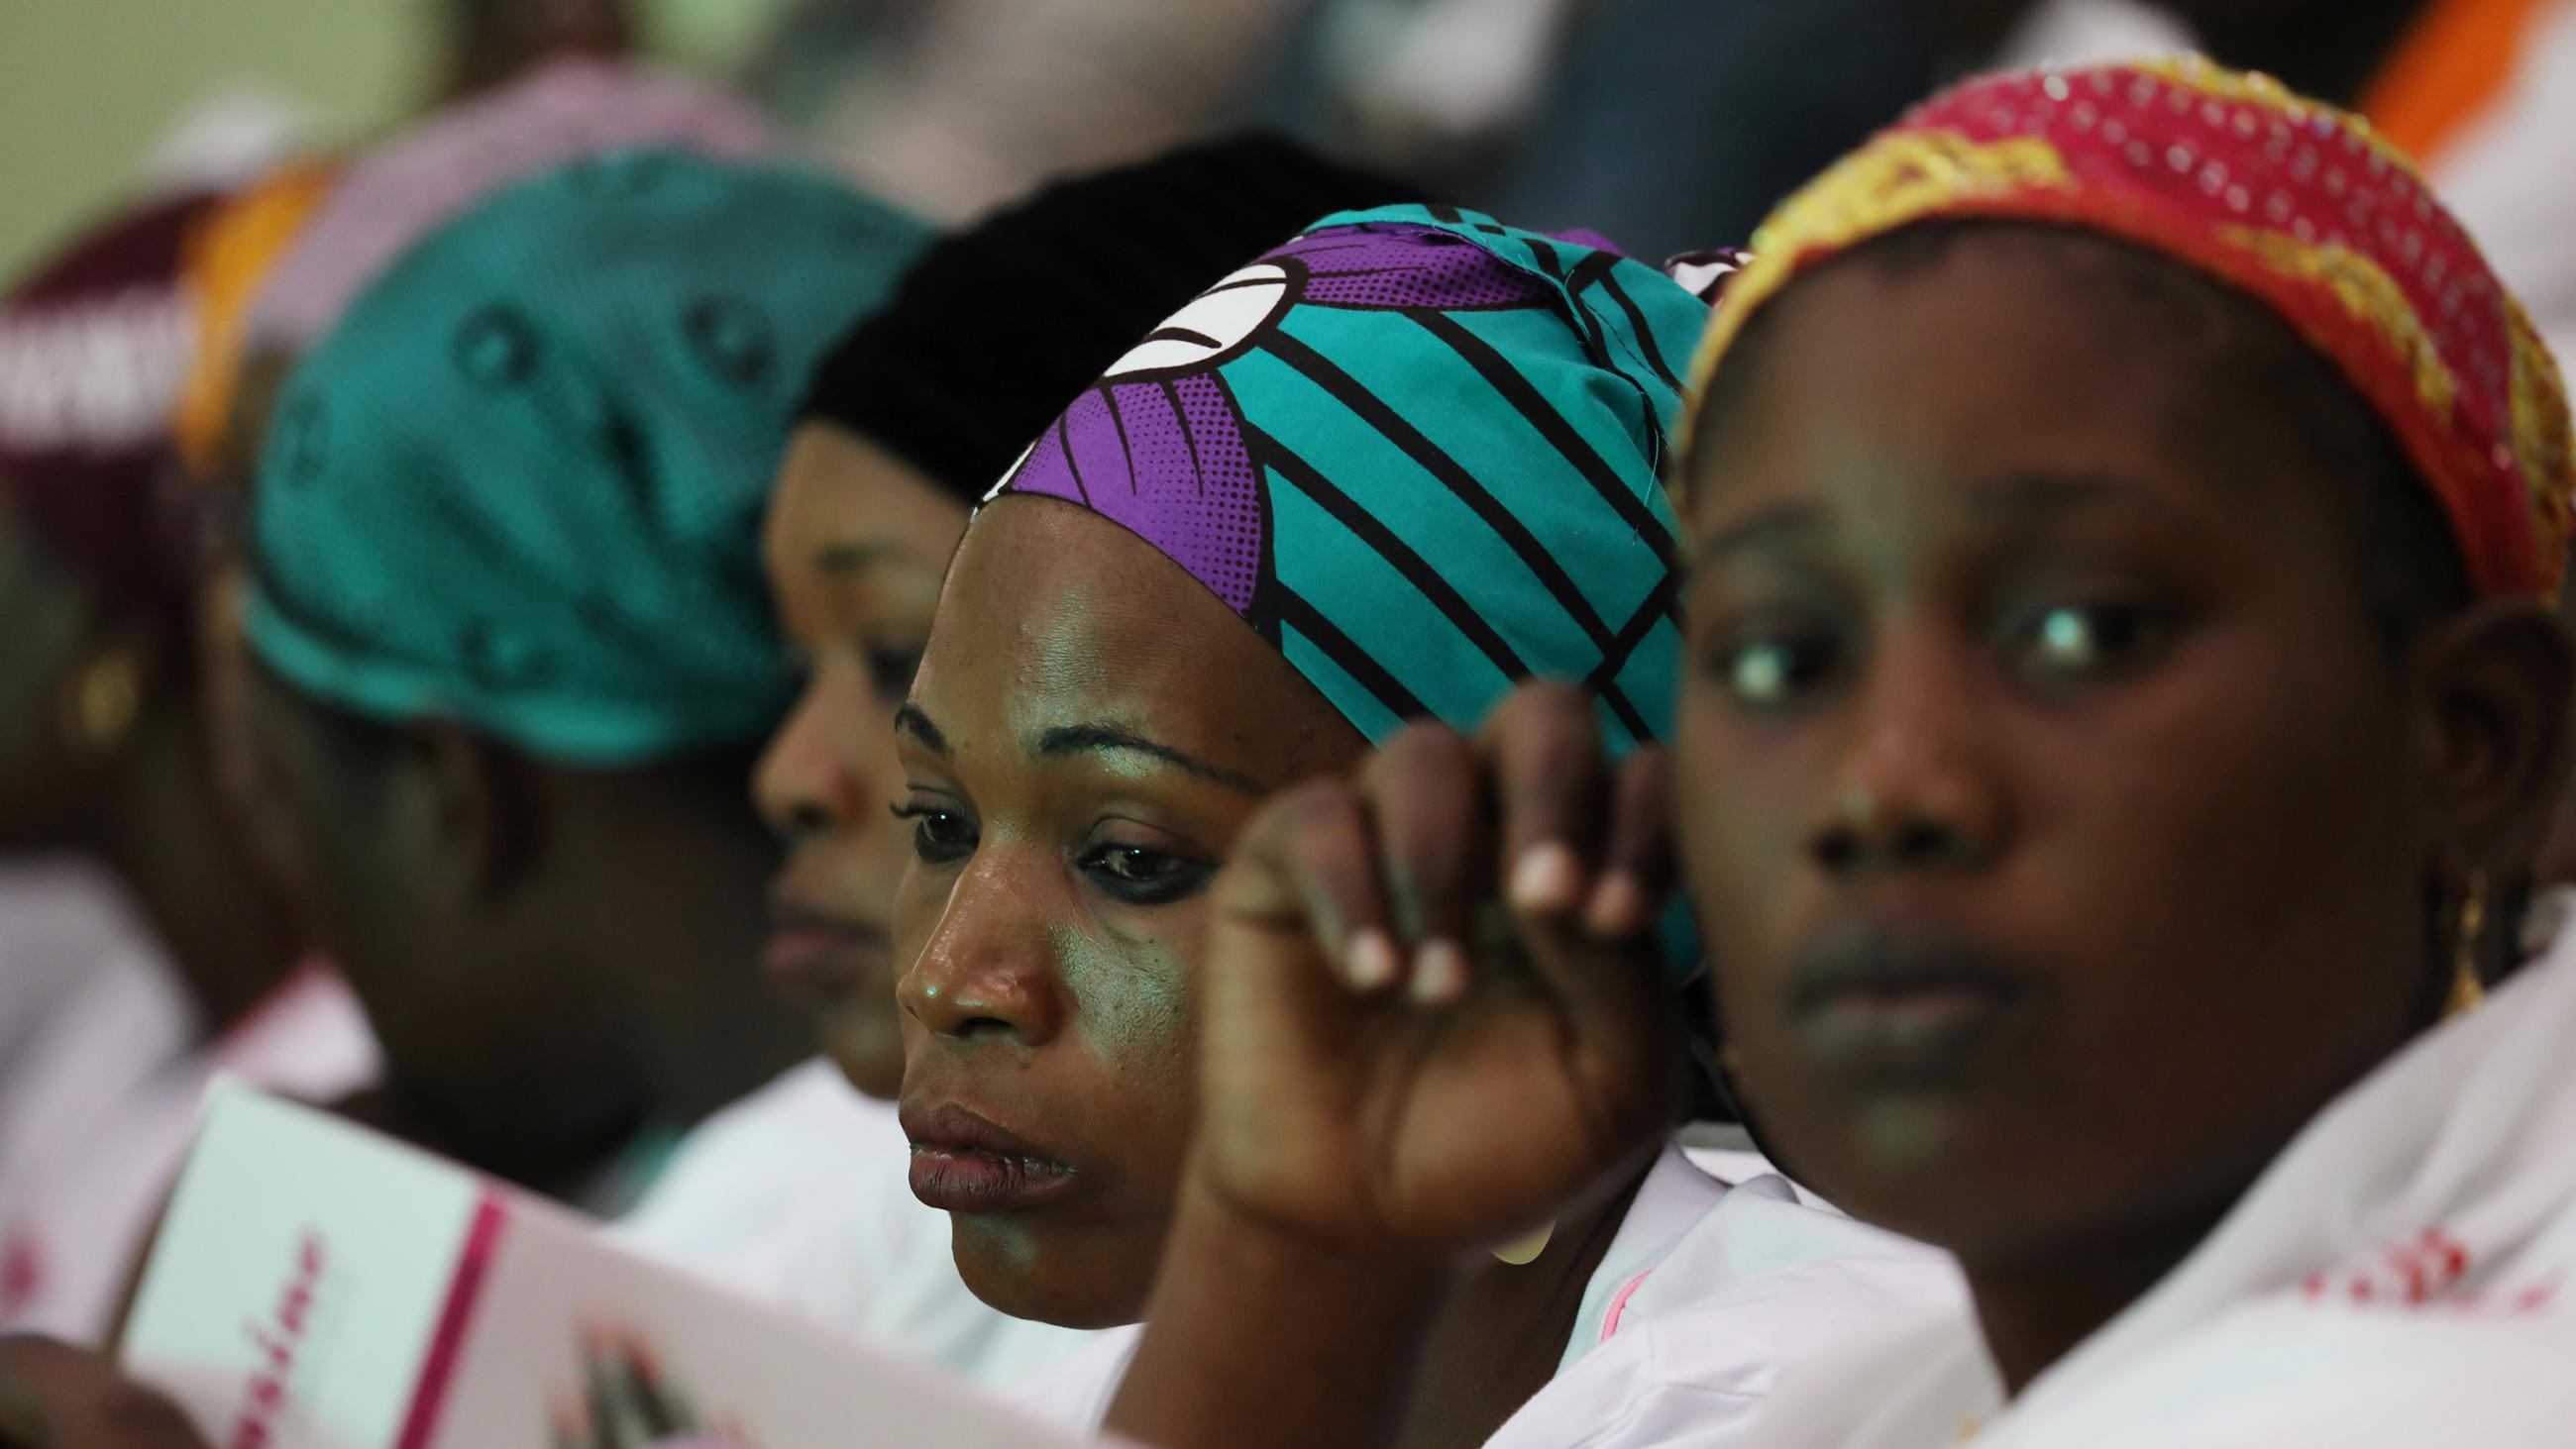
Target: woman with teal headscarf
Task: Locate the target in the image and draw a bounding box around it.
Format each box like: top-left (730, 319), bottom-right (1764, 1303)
top-left (231, 149), bottom-right (932, 1209)
top-left (890, 205), bottom-right (1940, 1443)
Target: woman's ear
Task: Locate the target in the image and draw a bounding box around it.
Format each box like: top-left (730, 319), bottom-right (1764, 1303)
top-left (395, 720), bottom-right (549, 904)
top-left (2414, 599), bottom-right (2576, 886)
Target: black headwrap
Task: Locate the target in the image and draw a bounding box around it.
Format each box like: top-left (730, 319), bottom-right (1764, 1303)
top-left (797, 133), bottom-right (1421, 500)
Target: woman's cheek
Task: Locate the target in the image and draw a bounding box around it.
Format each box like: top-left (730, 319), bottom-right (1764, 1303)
top-left (1056, 910), bottom-right (1203, 1087)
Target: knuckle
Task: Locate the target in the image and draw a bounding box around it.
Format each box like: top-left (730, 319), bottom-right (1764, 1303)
top-left (1372, 721), bottom-right (1471, 782)
top-left (1497, 683), bottom-right (1603, 767)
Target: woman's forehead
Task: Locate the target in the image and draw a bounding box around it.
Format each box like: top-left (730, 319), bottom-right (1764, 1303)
top-left (922, 499), bottom-right (1319, 757)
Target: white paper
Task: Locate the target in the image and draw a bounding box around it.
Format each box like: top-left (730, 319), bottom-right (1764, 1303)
top-left (123, 1087), bottom-right (1089, 1449)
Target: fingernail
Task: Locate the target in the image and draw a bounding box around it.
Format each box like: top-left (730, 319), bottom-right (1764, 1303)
top-left (1586, 873), bottom-right (1646, 936)
top-left (1347, 929), bottom-right (1400, 991)
top-left (1510, 840), bottom-right (1584, 913)
top-left (1412, 939), bottom-right (1468, 1004)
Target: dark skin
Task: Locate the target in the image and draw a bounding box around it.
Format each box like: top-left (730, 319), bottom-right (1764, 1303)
top-left (898, 499), bottom-right (1658, 1446)
top-left (753, 421), bottom-right (971, 1099)
top-left (1676, 231), bottom-right (2570, 1390)
top-left (0, 1338), bottom-right (207, 1449)
top-left (1915, 0), bottom-right (2430, 106)
top-left (893, 495), bottom-right (1373, 1329)
top-left (1102, 227), bottom-right (2570, 1445)
top-left (0, 511), bottom-right (297, 1032)
top-left (233, 659), bottom-right (805, 1204)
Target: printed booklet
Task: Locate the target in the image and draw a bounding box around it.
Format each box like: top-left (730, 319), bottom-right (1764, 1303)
top-left (122, 1086), bottom-right (1090, 1449)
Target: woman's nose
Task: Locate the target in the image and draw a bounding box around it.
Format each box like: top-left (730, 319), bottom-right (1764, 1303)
top-left (754, 673), bottom-right (876, 839)
top-left (898, 853), bottom-right (1068, 1047)
top-left (1805, 642), bottom-right (2009, 878)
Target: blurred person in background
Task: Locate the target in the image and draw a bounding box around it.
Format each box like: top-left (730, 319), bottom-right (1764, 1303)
top-left (1265, 0), bottom-right (1940, 259)
top-left (228, 151), bottom-right (927, 1211)
top-left (1930, 0), bottom-right (2576, 366)
top-left (173, 57), bottom-right (780, 851)
top-left (795, 0), bottom-right (1310, 221)
top-left (0, 193), bottom-right (379, 1345)
top-left (608, 135), bottom-right (1419, 1394)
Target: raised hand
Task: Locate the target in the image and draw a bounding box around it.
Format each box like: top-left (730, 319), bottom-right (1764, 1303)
top-left (1186, 680), bottom-right (1685, 1264)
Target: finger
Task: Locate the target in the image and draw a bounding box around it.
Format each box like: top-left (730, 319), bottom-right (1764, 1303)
top-left (1585, 745), bottom-right (1677, 939)
top-left (582, 1324), bottom-right (654, 1449)
top-left (1223, 779), bottom-right (1399, 993)
top-left (1478, 682), bottom-right (1609, 919)
top-left (622, 1337), bottom-right (690, 1440)
top-left (1357, 724), bottom-right (1489, 1004)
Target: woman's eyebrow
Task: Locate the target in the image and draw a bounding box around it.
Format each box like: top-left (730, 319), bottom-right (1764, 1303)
top-left (895, 703), bottom-right (948, 755)
top-left (1035, 722), bottom-right (1266, 795)
top-left (1691, 501), bottom-right (1826, 570)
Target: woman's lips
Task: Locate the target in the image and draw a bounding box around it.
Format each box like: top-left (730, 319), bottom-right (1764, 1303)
top-left (1788, 924), bottom-right (2037, 1087)
top-left (761, 902), bottom-right (892, 1004)
top-left (900, 1100), bottom-right (1081, 1214)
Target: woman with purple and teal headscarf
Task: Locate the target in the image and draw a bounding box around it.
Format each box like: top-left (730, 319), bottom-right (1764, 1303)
top-left (890, 203), bottom-right (1802, 1438)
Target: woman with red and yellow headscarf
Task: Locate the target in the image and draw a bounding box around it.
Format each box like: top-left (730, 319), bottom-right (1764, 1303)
top-left (1095, 55), bottom-right (2576, 1449)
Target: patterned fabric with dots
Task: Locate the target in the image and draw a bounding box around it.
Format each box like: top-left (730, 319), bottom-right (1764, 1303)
top-left (997, 204), bottom-right (1709, 756)
top-left (244, 151), bottom-right (935, 766)
top-left (1687, 56), bottom-right (2576, 601)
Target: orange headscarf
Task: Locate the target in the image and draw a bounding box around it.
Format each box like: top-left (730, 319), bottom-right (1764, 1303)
top-left (172, 160), bottom-right (338, 478)
top-left (1688, 55), bottom-right (2574, 601)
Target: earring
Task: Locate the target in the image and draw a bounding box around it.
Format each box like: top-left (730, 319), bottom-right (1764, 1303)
top-left (60, 652), bottom-right (142, 758)
top-left (2447, 868), bottom-right (2490, 1018)
top-left (1493, 1221), bottom-right (1555, 1267)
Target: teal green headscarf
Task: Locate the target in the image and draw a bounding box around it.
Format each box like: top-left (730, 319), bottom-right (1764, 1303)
top-left (996, 204), bottom-right (1706, 754)
top-left (246, 150), bottom-right (934, 766)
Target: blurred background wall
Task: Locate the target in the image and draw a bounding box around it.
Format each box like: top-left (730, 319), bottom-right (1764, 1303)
top-left (0, 0), bottom-right (796, 278)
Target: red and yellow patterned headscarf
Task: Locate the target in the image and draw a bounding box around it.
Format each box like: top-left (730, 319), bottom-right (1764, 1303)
top-left (1687, 55), bottom-right (2574, 600)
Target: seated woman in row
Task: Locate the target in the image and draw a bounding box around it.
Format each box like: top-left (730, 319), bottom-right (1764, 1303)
top-left (231, 150), bottom-right (928, 1208)
top-left (615, 133), bottom-right (1422, 1389)
top-left (1102, 56), bottom-right (2576, 1449)
top-left (894, 203), bottom-right (1957, 1443)
top-left (0, 193), bottom-right (374, 1345)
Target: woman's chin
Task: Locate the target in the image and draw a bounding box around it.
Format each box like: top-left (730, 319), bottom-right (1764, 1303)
top-left (950, 1219), bottom-right (1151, 1330)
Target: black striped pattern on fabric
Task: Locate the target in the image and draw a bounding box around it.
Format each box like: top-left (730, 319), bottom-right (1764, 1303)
top-left (1406, 308), bottom-right (1677, 566)
top-left (1571, 250), bottom-right (1686, 395)
top-left (1248, 421), bottom-right (1529, 684)
top-left (1276, 586), bottom-right (1432, 721)
top-left (1250, 329), bottom-right (1656, 742)
top-left (1586, 569), bottom-right (1682, 745)
top-left (1253, 328), bottom-right (1618, 652)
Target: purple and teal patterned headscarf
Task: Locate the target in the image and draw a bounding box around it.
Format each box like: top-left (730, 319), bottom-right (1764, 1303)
top-left (993, 204), bottom-right (1707, 751)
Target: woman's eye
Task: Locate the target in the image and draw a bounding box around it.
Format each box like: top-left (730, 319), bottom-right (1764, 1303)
top-left (891, 802), bottom-right (974, 865)
top-left (2017, 601), bottom-right (2171, 681)
top-left (1081, 843), bottom-right (1211, 905)
top-left (1718, 630), bottom-right (1838, 709)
